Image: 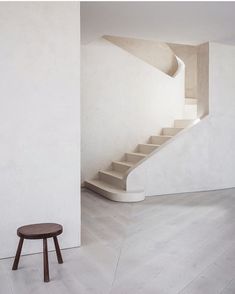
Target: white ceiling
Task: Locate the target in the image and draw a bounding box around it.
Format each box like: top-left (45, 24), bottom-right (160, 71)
top-left (81, 1), bottom-right (235, 45)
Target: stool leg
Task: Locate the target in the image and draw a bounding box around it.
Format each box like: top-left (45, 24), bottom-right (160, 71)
top-left (12, 237), bottom-right (24, 270)
top-left (43, 238), bottom-right (50, 282)
top-left (53, 236), bottom-right (63, 264)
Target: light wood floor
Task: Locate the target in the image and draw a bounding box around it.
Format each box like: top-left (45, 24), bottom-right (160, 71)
top-left (1, 187), bottom-right (235, 293)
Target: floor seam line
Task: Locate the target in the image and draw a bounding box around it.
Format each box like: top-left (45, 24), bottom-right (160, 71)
top-left (109, 204), bottom-right (135, 294)
top-left (219, 278), bottom-right (235, 294)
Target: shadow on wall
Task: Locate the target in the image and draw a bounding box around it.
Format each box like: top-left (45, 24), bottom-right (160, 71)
top-left (169, 42), bottom-right (209, 118)
top-left (104, 35), bottom-right (178, 76)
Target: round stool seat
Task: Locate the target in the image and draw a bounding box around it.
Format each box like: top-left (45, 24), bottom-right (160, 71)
top-left (13, 222), bottom-right (63, 282)
top-left (17, 223), bottom-right (63, 240)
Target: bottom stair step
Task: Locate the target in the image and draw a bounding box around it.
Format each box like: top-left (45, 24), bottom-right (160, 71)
top-left (85, 180), bottom-right (145, 203)
top-left (99, 170), bottom-right (124, 189)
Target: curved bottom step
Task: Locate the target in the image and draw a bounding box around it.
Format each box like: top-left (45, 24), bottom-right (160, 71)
top-left (85, 179), bottom-right (145, 203)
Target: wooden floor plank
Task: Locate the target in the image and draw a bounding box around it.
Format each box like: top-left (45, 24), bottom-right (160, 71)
top-left (1, 187), bottom-right (235, 294)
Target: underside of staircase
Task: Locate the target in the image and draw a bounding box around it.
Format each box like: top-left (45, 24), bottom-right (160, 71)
top-left (85, 98), bottom-right (198, 202)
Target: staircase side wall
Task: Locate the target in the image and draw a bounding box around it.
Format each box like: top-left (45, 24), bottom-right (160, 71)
top-left (127, 42), bottom-right (235, 196)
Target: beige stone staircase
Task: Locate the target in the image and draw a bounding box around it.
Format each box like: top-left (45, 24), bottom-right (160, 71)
top-left (85, 98), bottom-right (198, 202)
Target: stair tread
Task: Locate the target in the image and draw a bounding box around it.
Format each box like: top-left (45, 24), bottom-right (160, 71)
top-left (113, 160), bottom-right (134, 167)
top-left (86, 179), bottom-right (126, 192)
top-left (174, 119), bottom-right (196, 128)
top-left (162, 127), bottom-right (184, 136)
top-left (86, 179), bottom-right (144, 194)
top-left (163, 127), bottom-right (184, 130)
top-left (139, 143), bottom-right (161, 147)
top-left (151, 135), bottom-right (173, 139)
top-left (85, 179), bottom-right (145, 202)
top-left (175, 119), bottom-right (195, 122)
top-left (126, 152), bottom-right (147, 157)
top-left (99, 169), bottom-right (124, 179)
top-left (152, 135), bottom-right (173, 138)
top-left (150, 135), bottom-right (173, 145)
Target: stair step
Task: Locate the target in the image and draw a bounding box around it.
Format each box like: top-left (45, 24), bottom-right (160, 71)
top-left (174, 119), bottom-right (195, 128)
top-left (162, 127), bottom-right (184, 136)
top-left (99, 170), bottom-right (125, 189)
top-left (112, 161), bottom-right (133, 173)
top-left (138, 143), bottom-right (160, 154)
top-left (85, 179), bottom-right (145, 202)
top-left (125, 152), bottom-right (146, 163)
top-left (185, 98), bottom-right (197, 105)
top-left (150, 135), bottom-right (172, 145)
top-left (183, 104), bottom-right (197, 119)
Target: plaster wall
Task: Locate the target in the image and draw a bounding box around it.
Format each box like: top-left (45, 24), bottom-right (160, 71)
top-left (81, 37), bottom-right (185, 182)
top-left (127, 42), bottom-right (235, 196)
top-left (0, 2), bottom-right (80, 258)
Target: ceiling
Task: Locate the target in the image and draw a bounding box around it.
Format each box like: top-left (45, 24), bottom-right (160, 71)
top-left (81, 1), bottom-right (235, 45)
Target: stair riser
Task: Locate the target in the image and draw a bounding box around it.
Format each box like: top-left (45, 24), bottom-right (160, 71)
top-left (138, 145), bottom-right (158, 154)
top-left (125, 153), bottom-right (145, 163)
top-left (99, 172), bottom-right (125, 189)
top-left (185, 98), bottom-right (197, 105)
top-left (150, 136), bottom-right (171, 145)
top-left (174, 120), bottom-right (194, 128)
top-left (112, 162), bottom-right (131, 173)
top-left (162, 128), bottom-right (183, 136)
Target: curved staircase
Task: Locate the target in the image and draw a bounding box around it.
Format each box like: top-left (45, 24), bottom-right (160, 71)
top-left (85, 97), bottom-right (198, 202)
top-left (84, 36), bottom-right (200, 202)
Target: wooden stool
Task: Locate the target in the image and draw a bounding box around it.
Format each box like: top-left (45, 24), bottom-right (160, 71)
top-left (12, 223), bottom-right (63, 282)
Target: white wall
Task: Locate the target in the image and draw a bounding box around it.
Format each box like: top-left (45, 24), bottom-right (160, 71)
top-left (126, 42), bottom-right (235, 196)
top-left (0, 2), bottom-right (80, 258)
top-left (81, 37), bottom-right (185, 183)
